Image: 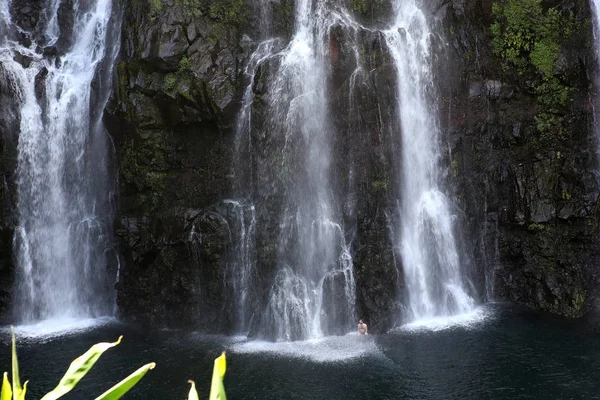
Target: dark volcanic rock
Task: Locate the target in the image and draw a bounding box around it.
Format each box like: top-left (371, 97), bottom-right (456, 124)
top-left (104, 0), bottom-right (251, 330)
top-left (104, 0), bottom-right (600, 333)
top-left (439, 0), bottom-right (600, 317)
top-left (115, 207), bottom-right (231, 330)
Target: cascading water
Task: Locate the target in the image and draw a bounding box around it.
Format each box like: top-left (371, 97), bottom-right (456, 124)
top-left (385, 0), bottom-right (476, 321)
top-left (223, 200), bottom-right (257, 333)
top-left (235, 1), bottom-right (356, 340)
top-left (0, 0), bottom-right (119, 323)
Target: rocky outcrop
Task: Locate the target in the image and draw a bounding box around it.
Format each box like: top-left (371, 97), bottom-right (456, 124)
top-left (328, 27), bottom-right (405, 331)
top-left (440, 0), bottom-right (600, 317)
top-left (106, 0), bottom-right (600, 333)
top-left (116, 206), bottom-right (231, 329)
top-left (0, 45), bottom-right (20, 322)
top-left (0, 134), bottom-right (14, 322)
top-left (0, 0), bottom-right (596, 328)
top-left (106, 0), bottom-right (411, 332)
top-left (104, 0), bottom-right (257, 330)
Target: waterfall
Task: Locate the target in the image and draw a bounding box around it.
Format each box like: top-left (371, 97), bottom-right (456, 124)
top-left (0, 0), bottom-right (120, 322)
top-left (385, 0), bottom-right (476, 321)
top-left (223, 200), bottom-right (257, 333)
top-left (234, 0), bottom-right (356, 341)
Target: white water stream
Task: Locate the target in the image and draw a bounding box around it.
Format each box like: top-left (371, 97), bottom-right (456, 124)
top-left (0, 0), bottom-right (119, 323)
top-left (385, 0), bottom-right (476, 320)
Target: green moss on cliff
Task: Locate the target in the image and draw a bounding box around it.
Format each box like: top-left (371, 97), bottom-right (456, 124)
top-left (164, 73), bottom-right (178, 91)
top-left (162, 56), bottom-right (194, 96)
top-left (209, 0), bottom-right (248, 37)
top-left (352, 0), bottom-right (368, 15)
top-left (371, 168), bottom-right (389, 193)
top-left (147, 0), bottom-right (163, 18)
top-left (120, 134), bottom-right (168, 212)
top-left (491, 0), bottom-right (576, 140)
top-left (572, 289), bottom-right (586, 312)
top-left (116, 62), bottom-right (129, 105)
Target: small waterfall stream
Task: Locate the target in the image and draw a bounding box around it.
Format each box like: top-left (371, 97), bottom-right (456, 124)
top-left (234, 1), bottom-right (356, 340)
top-left (385, 0), bottom-right (476, 321)
top-left (0, 0), bottom-right (120, 322)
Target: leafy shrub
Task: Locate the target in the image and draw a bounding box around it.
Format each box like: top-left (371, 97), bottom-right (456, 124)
top-left (1, 328), bottom-right (227, 400)
top-left (490, 0), bottom-right (576, 139)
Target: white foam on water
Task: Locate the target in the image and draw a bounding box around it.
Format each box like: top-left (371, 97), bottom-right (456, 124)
top-left (4, 316), bottom-right (116, 340)
top-left (230, 332), bottom-right (377, 363)
top-left (398, 306), bottom-right (491, 333)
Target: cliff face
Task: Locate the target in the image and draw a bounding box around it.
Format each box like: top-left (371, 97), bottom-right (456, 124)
top-left (103, 0), bottom-right (246, 329)
top-left (105, 0), bottom-right (409, 332)
top-left (105, 0), bottom-right (600, 332)
top-left (440, 0), bottom-right (600, 317)
top-left (0, 0), bottom-right (597, 328)
top-left (0, 130), bottom-right (14, 323)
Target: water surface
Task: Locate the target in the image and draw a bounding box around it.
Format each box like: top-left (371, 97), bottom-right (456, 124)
top-left (1, 304), bottom-right (598, 399)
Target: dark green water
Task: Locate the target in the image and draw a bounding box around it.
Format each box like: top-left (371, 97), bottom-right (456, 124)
top-left (1, 304), bottom-right (599, 399)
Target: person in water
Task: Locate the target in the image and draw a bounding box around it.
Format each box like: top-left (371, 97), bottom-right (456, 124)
top-left (358, 319), bottom-right (368, 335)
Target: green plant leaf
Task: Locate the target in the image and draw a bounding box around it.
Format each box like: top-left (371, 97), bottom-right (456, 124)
top-left (187, 380), bottom-right (199, 400)
top-left (40, 336), bottom-right (124, 400)
top-left (94, 362), bottom-right (156, 400)
top-left (11, 327), bottom-right (22, 400)
top-left (209, 352), bottom-right (226, 400)
top-left (1, 372), bottom-right (12, 400)
top-left (16, 382), bottom-right (26, 400)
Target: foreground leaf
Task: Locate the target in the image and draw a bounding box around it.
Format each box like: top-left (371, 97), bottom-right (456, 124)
top-left (187, 380), bottom-right (199, 400)
top-left (16, 382), bottom-right (27, 400)
top-left (41, 336), bottom-right (123, 400)
top-left (209, 352), bottom-right (226, 400)
top-left (11, 327), bottom-right (22, 400)
top-left (94, 362), bottom-right (155, 400)
top-left (1, 372), bottom-right (12, 400)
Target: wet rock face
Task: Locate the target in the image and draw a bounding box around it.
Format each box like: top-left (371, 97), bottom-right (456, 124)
top-left (0, 135), bottom-right (14, 323)
top-left (104, 0), bottom-right (252, 331)
top-left (115, 207), bottom-right (231, 330)
top-left (106, 0), bottom-right (600, 331)
top-left (9, 0), bottom-right (43, 32)
top-left (440, 0), bottom-right (600, 317)
top-left (107, 0), bottom-right (408, 331)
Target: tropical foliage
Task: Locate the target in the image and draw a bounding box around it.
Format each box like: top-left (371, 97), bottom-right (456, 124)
top-left (1, 328), bottom-right (226, 400)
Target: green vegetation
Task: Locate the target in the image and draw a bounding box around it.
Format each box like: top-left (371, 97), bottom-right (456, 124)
top-left (352, 0), bottom-right (368, 15)
top-left (161, 55), bottom-right (195, 96)
top-left (371, 168), bottom-right (389, 193)
top-left (490, 0), bottom-right (576, 140)
top-left (572, 290), bottom-right (586, 312)
top-left (527, 223), bottom-right (545, 232)
top-left (178, 0), bottom-right (204, 18)
top-left (371, 181), bottom-right (388, 192)
top-left (179, 56), bottom-right (192, 72)
top-left (209, 0), bottom-right (248, 37)
top-left (147, 0), bottom-right (163, 19)
top-left (164, 73), bottom-right (178, 91)
top-left (116, 62), bottom-right (128, 105)
top-left (120, 133), bottom-right (168, 212)
top-left (209, 0), bottom-right (247, 25)
top-left (1, 329), bottom-right (227, 400)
